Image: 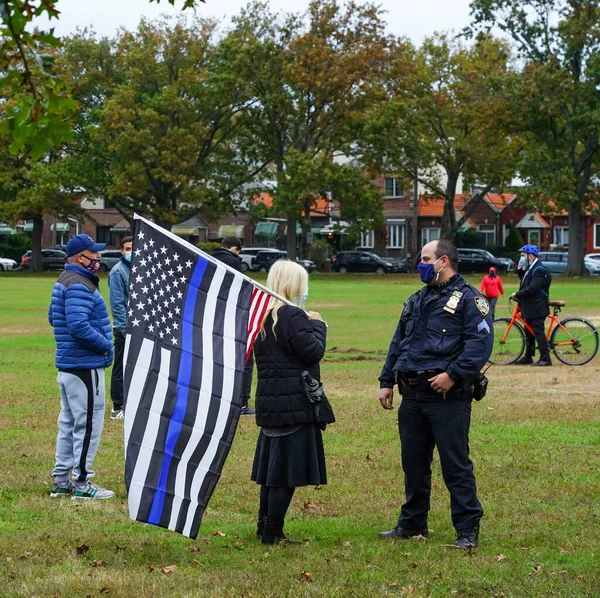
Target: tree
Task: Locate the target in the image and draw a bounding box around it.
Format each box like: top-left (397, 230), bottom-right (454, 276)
top-left (361, 34), bottom-right (519, 241)
top-left (224, 0), bottom-right (390, 258)
top-left (0, 1), bottom-right (204, 158)
top-left (63, 17), bottom-right (266, 229)
top-left (469, 0), bottom-right (600, 275)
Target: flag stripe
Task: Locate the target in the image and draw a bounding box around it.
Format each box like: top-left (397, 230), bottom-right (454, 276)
top-left (128, 346), bottom-right (171, 520)
top-left (246, 290), bottom-right (270, 359)
top-left (147, 256), bottom-right (208, 525)
top-left (182, 272), bottom-right (245, 537)
top-left (170, 265), bottom-right (227, 531)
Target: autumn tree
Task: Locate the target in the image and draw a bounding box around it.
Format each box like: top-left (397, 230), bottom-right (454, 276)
top-left (65, 17), bottom-right (267, 229)
top-left (224, 0), bottom-right (390, 258)
top-left (362, 34), bottom-right (519, 241)
top-left (470, 0), bottom-right (600, 275)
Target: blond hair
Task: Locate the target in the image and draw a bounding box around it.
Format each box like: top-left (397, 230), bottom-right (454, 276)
top-left (260, 259), bottom-right (308, 338)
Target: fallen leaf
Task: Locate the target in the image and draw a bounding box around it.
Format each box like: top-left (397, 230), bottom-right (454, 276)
top-left (411, 534), bottom-right (427, 541)
top-left (324, 557), bottom-right (331, 565)
top-left (410, 562), bottom-right (418, 568)
top-left (550, 571), bottom-right (568, 576)
top-left (531, 565), bottom-right (542, 574)
top-left (161, 565), bottom-right (178, 575)
top-left (212, 531), bottom-right (226, 537)
top-left (99, 588), bottom-right (111, 594)
top-left (193, 559), bottom-right (203, 567)
top-left (343, 541), bottom-right (352, 547)
top-left (187, 545), bottom-right (199, 552)
top-left (19, 552), bottom-right (33, 561)
top-left (147, 566), bottom-right (155, 573)
top-left (76, 544), bottom-right (90, 555)
top-left (298, 571), bottom-right (314, 583)
top-left (496, 554), bottom-right (507, 562)
top-left (365, 455), bottom-right (372, 461)
top-left (92, 560), bottom-right (106, 568)
top-left (114, 544), bottom-right (124, 553)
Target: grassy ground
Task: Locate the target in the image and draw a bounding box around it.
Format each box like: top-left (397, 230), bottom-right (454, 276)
top-left (0, 271), bottom-right (599, 597)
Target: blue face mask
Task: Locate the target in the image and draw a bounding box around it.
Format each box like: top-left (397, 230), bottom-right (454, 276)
top-left (301, 288), bottom-right (309, 303)
top-left (417, 257), bottom-right (442, 284)
top-left (124, 251), bottom-right (132, 263)
top-left (518, 256), bottom-right (528, 268)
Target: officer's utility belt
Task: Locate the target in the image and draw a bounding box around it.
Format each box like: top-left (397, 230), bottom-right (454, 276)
top-left (398, 370), bottom-right (464, 391)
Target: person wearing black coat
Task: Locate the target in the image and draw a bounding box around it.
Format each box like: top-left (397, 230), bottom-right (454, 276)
top-left (511, 244), bottom-right (552, 366)
top-left (211, 237), bottom-right (256, 415)
top-left (251, 259), bottom-right (328, 544)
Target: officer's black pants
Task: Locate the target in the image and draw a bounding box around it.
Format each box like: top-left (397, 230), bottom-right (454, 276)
top-left (396, 385), bottom-right (483, 532)
top-left (523, 317), bottom-right (549, 360)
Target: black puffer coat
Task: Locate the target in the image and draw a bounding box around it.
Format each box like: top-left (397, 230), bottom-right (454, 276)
top-left (210, 248), bottom-right (242, 272)
top-left (254, 305), bottom-right (327, 427)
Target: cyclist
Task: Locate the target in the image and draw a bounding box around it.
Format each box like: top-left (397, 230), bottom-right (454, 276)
top-left (510, 244), bottom-right (552, 366)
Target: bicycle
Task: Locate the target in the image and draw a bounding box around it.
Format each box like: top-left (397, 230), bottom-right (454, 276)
top-left (489, 299), bottom-right (599, 366)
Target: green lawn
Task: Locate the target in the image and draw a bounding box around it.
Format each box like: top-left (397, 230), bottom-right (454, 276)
top-left (0, 272), bottom-right (599, 597)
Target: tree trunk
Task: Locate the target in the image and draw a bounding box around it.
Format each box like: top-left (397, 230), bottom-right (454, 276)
top-left (286, 214), bottom-right (297, 260)
top-left (31, 215), bottom-right (44, 272)
top-left (440, 174), bottom-right (459, 241)
top-left (565, 200), bottom-right (586, 276)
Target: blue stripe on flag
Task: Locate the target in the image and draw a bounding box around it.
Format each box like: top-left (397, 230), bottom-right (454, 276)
top-left (148, 256), bottom-right (208, 525)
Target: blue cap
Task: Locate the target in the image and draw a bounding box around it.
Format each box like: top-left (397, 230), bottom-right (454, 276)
top-left (66, 234), bottom-right (107, 257)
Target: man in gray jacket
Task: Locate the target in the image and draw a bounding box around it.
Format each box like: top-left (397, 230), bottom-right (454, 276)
top-left (108, 235), bottom-right (133, 419)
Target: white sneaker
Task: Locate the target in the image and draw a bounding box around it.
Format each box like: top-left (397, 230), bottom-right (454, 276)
top-left (72, 482), bottom-right (115, 500)
top-left (110, 409), bottom-right (124, 420)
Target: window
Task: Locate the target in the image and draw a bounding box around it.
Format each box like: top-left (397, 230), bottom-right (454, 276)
top-left (384, 177), bottom-right (401, 197)
top-left (358, 230), bottom-right (374, 248)
top-left (528, 230), bottom-right (540, 245)
top-left (387, 220), bottom-right (405, 248)
top-left (96, 226), bottom-right (117, 247)
top-left (503, 224), bottom-right (515, 243)
top-left (421, 227), bottom-right (440, 246)
top-left (477, 224), bottom-right (495, 246)
top-left (595, 224), bottom-right (600, 249)
top-left (554, 226), bottom-right (569, 246)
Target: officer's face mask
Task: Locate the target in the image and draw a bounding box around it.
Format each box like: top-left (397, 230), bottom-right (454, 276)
top-left (417, 256), bottom-right (444, 284)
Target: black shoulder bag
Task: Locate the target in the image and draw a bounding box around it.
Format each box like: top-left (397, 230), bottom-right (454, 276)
top-left (300, 371), bottom-right (336, 430)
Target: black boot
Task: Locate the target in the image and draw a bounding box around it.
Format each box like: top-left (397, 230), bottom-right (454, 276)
top-left (454, 526), bottom-right (479, 548)
top-left (261, 518), bottom-right (300, 545)
top-left (256, 513), bottom-right (267, 538)
top-left (514, 355), bottom-right (533, 365)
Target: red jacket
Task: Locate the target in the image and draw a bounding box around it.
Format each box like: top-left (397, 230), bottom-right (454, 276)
top-left (479, 275), bottom-right (504, 299)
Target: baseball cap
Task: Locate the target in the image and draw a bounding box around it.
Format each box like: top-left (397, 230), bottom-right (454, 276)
top-left (66, 234), bottom-right (107, 257)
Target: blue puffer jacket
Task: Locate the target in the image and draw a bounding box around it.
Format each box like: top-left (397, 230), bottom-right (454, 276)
top-left (48, 264), bottom-right (114, 370)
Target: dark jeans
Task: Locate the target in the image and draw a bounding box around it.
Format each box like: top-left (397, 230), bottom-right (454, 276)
top-left (397, 385), bottom-right (483, 532)
top-left (241, 350), bottom-right (254, 408)
top-left (110, 329), bottom-right (126, 411)
top-left (523, 317), bottom-right (549, 360)
top-left (487, 296), bottom-right (498, 320)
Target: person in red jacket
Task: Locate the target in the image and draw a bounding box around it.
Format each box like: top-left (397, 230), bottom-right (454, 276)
top-left (479, 267), bottom-right (504, 319)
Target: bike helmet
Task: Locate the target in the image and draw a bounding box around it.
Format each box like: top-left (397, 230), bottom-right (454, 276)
top-left (519, 244), bottom-right (539, 256)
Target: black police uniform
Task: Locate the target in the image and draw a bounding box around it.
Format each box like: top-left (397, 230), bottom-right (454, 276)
top-left (379, 273), bottom-right (493, 534)
top-left (515, 259), bottom-right (551, 362)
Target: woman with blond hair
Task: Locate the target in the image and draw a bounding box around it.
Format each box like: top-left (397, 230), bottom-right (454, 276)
top-left (251, 259), bottom-right (329, 544)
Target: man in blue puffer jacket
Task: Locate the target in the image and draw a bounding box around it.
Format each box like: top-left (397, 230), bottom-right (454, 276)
top-left (48, 234), bottom-right (115, 500)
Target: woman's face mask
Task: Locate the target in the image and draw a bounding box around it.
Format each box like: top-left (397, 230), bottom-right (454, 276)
top-left (417, 256), bottom-right (443, 284)
top-left (300, 288), bottom-right (309, 303)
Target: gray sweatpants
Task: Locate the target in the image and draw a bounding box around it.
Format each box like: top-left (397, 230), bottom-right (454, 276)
top-left (53, 368), bottom-right (106, 488)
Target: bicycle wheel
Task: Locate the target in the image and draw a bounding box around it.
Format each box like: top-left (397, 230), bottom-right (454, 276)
top-left (550, 317), bottom-right (599, 365)
top-left (489, 318), bottom-right (526, 365)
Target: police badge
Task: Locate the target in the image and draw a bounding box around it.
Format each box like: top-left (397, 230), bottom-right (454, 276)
top-left (474, 296), bottom-right (490, 317)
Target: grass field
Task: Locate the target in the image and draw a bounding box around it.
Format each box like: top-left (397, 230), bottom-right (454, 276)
top-left (0, 272), bottom-right (599, 597)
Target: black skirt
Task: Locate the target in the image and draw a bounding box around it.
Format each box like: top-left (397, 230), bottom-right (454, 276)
top-left (251, 424), bottom-right (327, 487)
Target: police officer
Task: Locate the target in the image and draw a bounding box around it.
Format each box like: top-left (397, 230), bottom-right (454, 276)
top-left (510, 244), bottom-right (552, 366)
top-left (378, 239), bottom-right (493, 548)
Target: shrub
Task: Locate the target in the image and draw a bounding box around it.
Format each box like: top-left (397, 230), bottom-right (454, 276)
top-left (196, 241), bottom-right (221, 255)
top-left (0, 234), bottom-right (31, 263)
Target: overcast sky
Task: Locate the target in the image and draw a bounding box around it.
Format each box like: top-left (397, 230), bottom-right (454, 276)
top-left (36, 0), bottom-right (474, 43)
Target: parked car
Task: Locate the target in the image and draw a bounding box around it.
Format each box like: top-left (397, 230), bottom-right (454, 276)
top-left (380, 256), bottom-right (410, 273)
top-left (239, 247), bottom-right (279, 272)
top-left (99, 249), bottom-right (123, 272)
top-left (457, 248), bottom-right (509, 273)
top-left (331, 251), bottom-right (393, 274)
top-left (537, 251), bottom-right (568, 274)
top-left (252, 250), bottom-right (287, 273)
top-left (20, 249), bottom-right (67, 271)
top-left (495, 256), bottom-right (515, 271)
top-left (584, 253), bottom-right (600, 276)
top-left (297, 257), bottom-right (316, 273)
top-left (0, 257), bottom-right (18, 271)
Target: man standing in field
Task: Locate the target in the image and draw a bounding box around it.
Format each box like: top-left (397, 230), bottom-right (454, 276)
top-left (48, 234), bottom-right (115, 500)
top-left (378, 239), bottom-right (493, 548)
top-left (108, 235), bottom-right (133, 419)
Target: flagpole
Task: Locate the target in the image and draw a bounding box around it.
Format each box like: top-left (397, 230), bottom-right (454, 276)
top-left (133, 214), bottom-right (297, 309)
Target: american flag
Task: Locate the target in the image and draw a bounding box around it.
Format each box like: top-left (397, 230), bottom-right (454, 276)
top-left (123, 215), bottom-right (271, 538)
